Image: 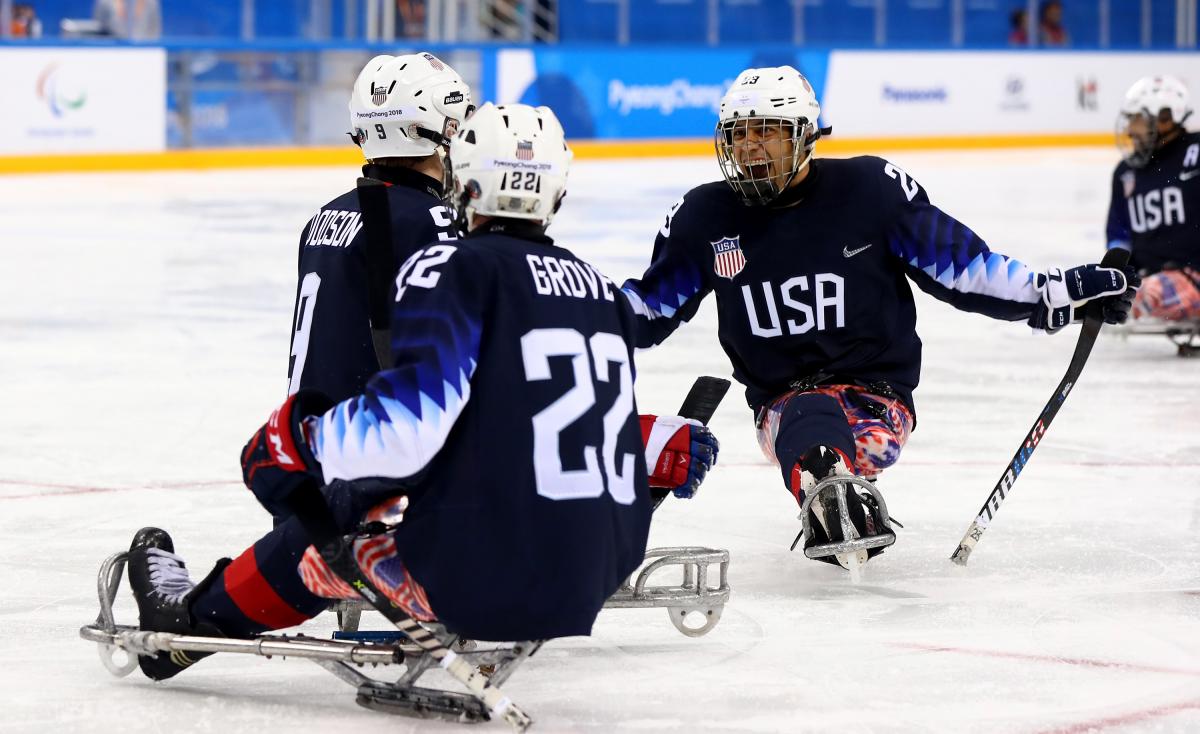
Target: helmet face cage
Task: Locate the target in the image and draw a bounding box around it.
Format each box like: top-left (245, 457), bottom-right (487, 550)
top-left (1115, 106), bottom-right (1189, 169)
top-left (715, 115), bottom-right (814, 206)
top-left (1116, 110), bottom-right (1159, 169)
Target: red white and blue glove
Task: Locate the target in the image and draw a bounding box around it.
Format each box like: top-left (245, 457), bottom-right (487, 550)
top-left (240, 390), bottom-right (334, 516)
top-left (1028, 264), bottom-right (1140, 333)
top-left (640, 414), bottom-right (720, 498)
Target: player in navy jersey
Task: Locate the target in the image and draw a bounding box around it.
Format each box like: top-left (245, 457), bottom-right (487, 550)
top-left (1107, 75), bottom-right (1200, 324)
top-left (117, 103), bottom-right (719, 682)
top-left (621, 66), bottom-right (1138, 573)
top-left (286, 53), bottom-right (470, 403)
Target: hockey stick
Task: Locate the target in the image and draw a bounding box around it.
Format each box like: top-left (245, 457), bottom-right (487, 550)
top-left (950, 248), bottom-right (1131, 566)
top-left (651, 376), bottom-right (732, 511)
top-left (355, 177), bottom-right (399, 370)
top-left (286, 488), bottom-right (532, 731)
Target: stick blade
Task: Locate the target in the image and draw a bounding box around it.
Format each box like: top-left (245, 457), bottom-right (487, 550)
top-left (676, 376), bottom-right (731, 425)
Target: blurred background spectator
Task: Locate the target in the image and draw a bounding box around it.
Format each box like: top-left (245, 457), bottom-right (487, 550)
top-left (94, 0), bottom-right (160, 40)
top-left (10, 3), bottom-right (42, 37)
top-left (1008, 8), bottom-right (1029, 46)
top-left (396, 0), bottom-right (424, 39)
top-left (1039, 0), bottom-right (1069, 46)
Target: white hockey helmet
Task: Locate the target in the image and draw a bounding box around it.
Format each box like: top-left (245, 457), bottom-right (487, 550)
top-left (1117, 75), bottom-right (1192, 167)
top-left (715, 66), bottom-right (827, 205)
top-left (449, 102), bottom-right (573, 229)
top-left (348, 53), bottom-right (473, 160)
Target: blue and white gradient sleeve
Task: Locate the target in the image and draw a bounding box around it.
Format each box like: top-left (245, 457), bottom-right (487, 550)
top-left (311, 244), bottom-right (482, 482)
top-left (620, 197), bottom-right (711, 348)
top-left (1105, 170), bottom-right (1133, 252)
top-left (886, 200), bottom-right (1041, 321)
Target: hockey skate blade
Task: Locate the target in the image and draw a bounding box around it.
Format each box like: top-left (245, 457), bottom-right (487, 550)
top-left (356, 681), bottom-right (489, 723)
top-left (802, 533), bottom-right (896, 561)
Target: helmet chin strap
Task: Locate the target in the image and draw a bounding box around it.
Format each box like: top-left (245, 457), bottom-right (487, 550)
top-left (793, 150), bottom-right (814, 180)
top-left (772, 142), bottom-right (814, 197)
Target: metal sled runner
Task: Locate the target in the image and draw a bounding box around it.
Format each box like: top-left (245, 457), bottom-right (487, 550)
top-left (81, 551), bottom-right (541, 730)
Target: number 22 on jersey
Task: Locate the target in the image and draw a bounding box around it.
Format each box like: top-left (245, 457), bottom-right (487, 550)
top-left (522, 328), bottom-right (637, 505)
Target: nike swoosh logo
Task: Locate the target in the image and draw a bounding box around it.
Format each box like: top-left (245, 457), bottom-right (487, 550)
top-left (843, 243), bottom-right (873, 257)
top-left (1180, 169), bottom-right (1200, 181)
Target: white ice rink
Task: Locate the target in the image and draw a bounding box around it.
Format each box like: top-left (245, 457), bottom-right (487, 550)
top-left (2, 147), bottom-right (1198, 733)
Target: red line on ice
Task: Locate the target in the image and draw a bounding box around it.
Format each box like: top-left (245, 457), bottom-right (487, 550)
top-left (895, 642), bottom-right (1200, 678)
top-left (0, 479), bottom-right (237, 500)
top-left (1035, 699), bottom-right (1200, 733)
top-left (709, 460), bottom-right (1200, 470)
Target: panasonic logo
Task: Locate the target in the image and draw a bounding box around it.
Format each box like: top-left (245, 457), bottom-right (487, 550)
top-left (882, 85), bottom-right (948, 103)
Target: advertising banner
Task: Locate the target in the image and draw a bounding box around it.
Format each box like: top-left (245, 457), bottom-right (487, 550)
top-left (0, 48), bottom-right (166, 155)
top-left (496, 48), bottom-right (831, 139)
top-left (822, 52), bottom-right (1200, 137)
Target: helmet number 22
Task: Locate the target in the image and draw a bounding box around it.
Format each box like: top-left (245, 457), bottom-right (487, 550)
top-left (501, 171), bottom-right (542, 193)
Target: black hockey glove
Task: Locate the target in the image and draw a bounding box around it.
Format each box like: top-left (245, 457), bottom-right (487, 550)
top-left (1028, 264), bottom-right (1139, 333)
top-left (240, 389), bottom-right (335, 516)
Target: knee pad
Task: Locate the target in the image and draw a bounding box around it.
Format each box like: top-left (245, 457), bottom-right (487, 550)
top-left (772, 393), bottom-right (854, 485)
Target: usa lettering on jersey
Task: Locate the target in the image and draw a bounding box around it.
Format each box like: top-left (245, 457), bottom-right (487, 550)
top-left (1128, 187), bottom-right (1186, 233)
top-left (743, 273), bottom-right (846, 337)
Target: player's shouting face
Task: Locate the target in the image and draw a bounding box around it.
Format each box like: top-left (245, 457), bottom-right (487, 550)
top-left (728, 117), bottom-right (797, 194)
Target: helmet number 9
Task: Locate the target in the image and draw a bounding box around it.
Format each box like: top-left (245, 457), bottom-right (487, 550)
top-left (375, 123), bottom-right (387, 140)
top-left (502, 171), bottom-right (542, 193)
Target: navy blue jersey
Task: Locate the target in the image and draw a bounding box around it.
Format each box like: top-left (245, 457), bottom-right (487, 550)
top-left (622, 156), bottom-right (1046, 415)
top-left (287, 165), bottom-right (457, 402)
top-left (1106, 131), bottom-right (1200, 272)
top-left (309, 221), bottom-right (651, 641)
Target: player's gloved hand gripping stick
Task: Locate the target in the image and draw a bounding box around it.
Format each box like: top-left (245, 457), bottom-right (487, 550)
top-left (646, 376), bottom-right (730, 511)
top-left (951, 248), bottom-right (1133, 566)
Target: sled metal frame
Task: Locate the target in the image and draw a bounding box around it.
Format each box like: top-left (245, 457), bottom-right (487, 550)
top-left (336, 546), bottom-right (734, 639)
top-left (80, 551), bottom-right (541, 729)
top-left (604, 547), bottom-right (731, 637)
top-left (800, 475), bottom-right (897, 563)
top-left (1110, 318), bottom-right (1200, 357)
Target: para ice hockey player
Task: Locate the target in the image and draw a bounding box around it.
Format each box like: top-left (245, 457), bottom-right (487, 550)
top-left (286, 52), bottom-right (470, 401)
top-left (120, 102), bottom-right (719, 682)
top-left (1107, 75), bottom-right (1200, 324)
top-left (620, 66), bottom-right (1139, 573)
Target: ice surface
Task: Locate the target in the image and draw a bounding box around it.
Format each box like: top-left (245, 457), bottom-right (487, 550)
top-left (1, 148), bottom-right (1198, 733)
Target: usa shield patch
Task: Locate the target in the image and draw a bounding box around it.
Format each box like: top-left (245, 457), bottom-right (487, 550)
top-left (1121, 170), bottom-right (1136, 198)
top-left (711, 236), bottom-right (746, 279)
